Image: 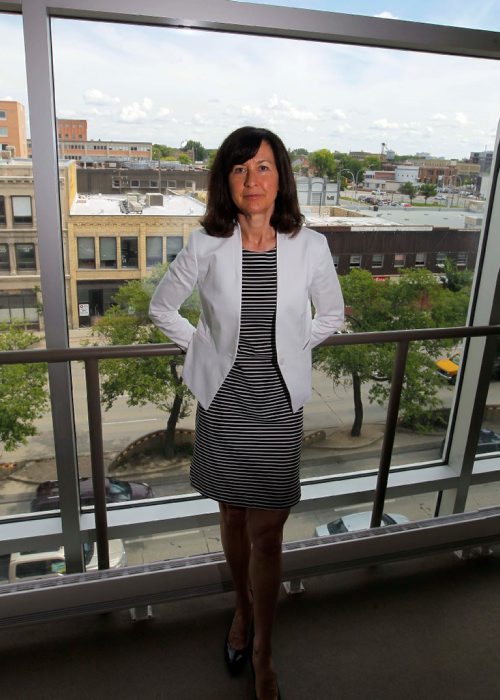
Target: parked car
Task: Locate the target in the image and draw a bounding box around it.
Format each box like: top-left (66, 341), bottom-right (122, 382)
top-left (9, 540), bottom-right (127, 582)
top-left (315, 511), bottom-right (410, 537)
top-left (441, 428), bottom-right (500, 456)
top-left (476, 428), bottom-right (500, 454)
top-left (435, 194), bottom-right (447, 201)
top-left (436, 354), bottom-right (460, 384)
top-left (31, 476), bottom-right (154, 512)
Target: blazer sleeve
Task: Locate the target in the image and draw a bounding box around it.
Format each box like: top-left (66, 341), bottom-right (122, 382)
top-left (309, 234), bottom-right (344, 348)
top-left (149, 232), bottom-right (198, 350)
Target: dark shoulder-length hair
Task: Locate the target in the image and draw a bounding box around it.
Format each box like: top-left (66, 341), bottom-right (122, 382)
top-left (200, 126), bottom-right (304, 238)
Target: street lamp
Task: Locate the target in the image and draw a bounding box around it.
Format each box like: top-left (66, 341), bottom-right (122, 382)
top-left (336, 168), bottom-right (355, 205)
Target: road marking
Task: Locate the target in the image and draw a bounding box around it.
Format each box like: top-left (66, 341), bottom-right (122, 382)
top-left (103, 418), bottom-right (159, 426)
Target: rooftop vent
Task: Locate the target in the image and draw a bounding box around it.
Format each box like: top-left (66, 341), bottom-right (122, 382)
top-left (146, 193), bottom-right (163, 207)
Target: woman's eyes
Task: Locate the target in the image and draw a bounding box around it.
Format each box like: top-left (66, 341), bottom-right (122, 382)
top-left (232, 164), bottom-right (270, 174)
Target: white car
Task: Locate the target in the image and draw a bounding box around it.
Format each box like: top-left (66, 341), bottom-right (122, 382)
top-left (9, 540), bottom-right (127, 582)
top-left (315, 511), bottom-right (410, 537)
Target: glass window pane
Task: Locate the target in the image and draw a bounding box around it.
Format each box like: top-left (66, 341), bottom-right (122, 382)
top-left (166, 236), bottom-right (183, 263)
top-left (15, 243), bottom-right (36, 270)
top-left (77, 237), bottom-right (95, 268)
top-left (0, 195), bottom-right (6, 225)
top-left (0, 243), bottom-right (9, 271)
top-left (99, 237), bottom-right (117, 268)
top-left (121, 237), bottom-right (138, 268)
top-left (12, 195), bottom-right (32, 224)
top-left (146, 236), bottom-right (162, 266)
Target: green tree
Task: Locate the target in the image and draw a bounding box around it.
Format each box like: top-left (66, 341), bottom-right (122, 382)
top-left (314, 268), bottom-right (471, 436)
top-left (441, 257), bottom-right (473, 293)
top-left (182, 140), bottom-right (207, 161)
top-left (363, 155), bottom-right (382, 170)
top-left (0, 323), bottom-right (49, 455)
top-left (419, 182), bottom-right (438, 204)
top-left (309, 149), bottom-right (336, 179)
top-left (92, 266), bottom-right (200, 459)
top-left (178, 153), bottom-right (191, 165)
top-left (289, 147), bottom-right (309, 158)
top-left (152, 144), bottom-right (175, 160)
top-left (399, 181), bottom-right (418, 202)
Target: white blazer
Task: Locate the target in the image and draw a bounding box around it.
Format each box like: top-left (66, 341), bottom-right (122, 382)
top-left (149, 224), bottom-right (344, 412)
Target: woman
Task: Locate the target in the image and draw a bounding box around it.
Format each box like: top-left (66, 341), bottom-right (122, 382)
top-left (150, 126), bottom-right (344, 699)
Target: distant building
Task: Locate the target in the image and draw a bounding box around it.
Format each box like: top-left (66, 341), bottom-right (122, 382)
top-left (68, 192), bottom-right (205, 327)
top-left (28, 138), bottom-right (153, 162)
top-left (469, 150), bottom-right (493, 174)
top-left (306, 216), bottom-right (479, 277)
top-left (0, 100), bottom-right (28, 158)
top-left (76, 164), bottom-right (209, 195)
top-left (295, 176), bottom-right (338, 206)
top-left (394, 165), bottom-right (419, 184)
top-left (0, 160), bottom-right (77, 328)
top-left (57, 118), bottom-right (88, 142)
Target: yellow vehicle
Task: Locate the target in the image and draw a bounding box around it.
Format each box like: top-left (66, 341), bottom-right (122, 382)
top-left (436, 354), bottom-right (460, 384)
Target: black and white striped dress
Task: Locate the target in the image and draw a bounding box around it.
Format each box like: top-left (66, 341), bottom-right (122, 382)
top-left (190, 247), bottom-right (303, 510)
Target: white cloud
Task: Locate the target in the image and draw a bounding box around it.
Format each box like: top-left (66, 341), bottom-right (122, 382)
top-left (333, 108), bottom-right (346, 120)
top-left (119, 97), bottom-right (153, 123)
top-left (154, 107), bottom-right (171, 119)
top-left (455, 111), bottom-right (469, 125)
top-left (372, 118), bottom-right (400, 129)
top-left (375, 12), bottom-right (398, 20)
top-left (431, 113), bottom-right (447, 121)
top-left (83, 88), bottom-right (120, 105)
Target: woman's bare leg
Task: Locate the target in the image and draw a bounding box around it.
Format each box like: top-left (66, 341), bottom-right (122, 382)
top-left (247, 507), bottom-right (290, 699)
top-left (219, 502), bottom-right (253, 647)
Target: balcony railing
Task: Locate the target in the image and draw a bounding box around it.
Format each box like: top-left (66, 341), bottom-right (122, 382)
top-left (1, 323), bottom-right (499, 568)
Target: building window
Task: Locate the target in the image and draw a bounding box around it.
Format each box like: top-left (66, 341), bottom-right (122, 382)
top-left (112, 178), bottom-right (120, 188)
top-left (99, 237), bottom-right (117, 268)
top-left (121, 237), bottom-right (138, 268)
top-left (394, 253), bottom-right (406, 268)
top-left (0, 290), bottom-right (39, 325)
top-left (150, 180), bottom-right (158, 188)
top-left (15, 243), bottom-right (36, 270)
top-left (167, 180), bottom-right (176, 188)
top-left (12, 196), bottom-right (33, 225)
top-left (436, 252), bottom-right (447, 267)
top-left (146, 237), bottom-right (163, 267)
top-left (166, 236), bottom-right (183, 263)
top-left (332, 255), bottom-right (339, 269)
top-left (0, 243), bottom-right (9, 272)
top-left (457, 252), bottom-right (468, 267)
top-left (372, 254), bottom-right (384, 268)
top-left (77, 237), bottom-right (96, 269)
top-left (0, 196), bottom-right (6, 225)
top-left (185, 180), bottom-right (194, 189)
top-left (349, 254), bottom-right (362, 269)
top-left (130, 179), bottom-right (140, 188)
top-left (0, 127), bottom-right (8, 137)
top-left (415, 252), bottom-right (427, 267)
top-left (0, 110), bottom-right (6, 119)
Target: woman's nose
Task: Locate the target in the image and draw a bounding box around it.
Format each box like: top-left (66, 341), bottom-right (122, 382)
top-left (244, 168), bottom-right (256, 186)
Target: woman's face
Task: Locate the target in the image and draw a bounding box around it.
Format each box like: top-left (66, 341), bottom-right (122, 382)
top-left (228, 140), bottom-right (279, 221)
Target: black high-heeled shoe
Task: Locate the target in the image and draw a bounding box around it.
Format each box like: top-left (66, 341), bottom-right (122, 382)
top-left (224, 624), bottom-right (253, 675)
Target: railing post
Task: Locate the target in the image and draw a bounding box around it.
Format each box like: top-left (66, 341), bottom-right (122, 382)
top-left (371, 340), bottom-right (410, 528)
top-left (84, 358), bottom-right (109, 570)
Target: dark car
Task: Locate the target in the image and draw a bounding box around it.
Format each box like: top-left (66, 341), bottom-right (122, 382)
top-left (477, 428), bottom-right (500, 454)
top-left (31, 477), bottom-right (154, 512)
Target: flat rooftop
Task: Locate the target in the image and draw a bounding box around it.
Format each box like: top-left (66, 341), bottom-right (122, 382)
top-left (70, 193), bottom-right (206, 217)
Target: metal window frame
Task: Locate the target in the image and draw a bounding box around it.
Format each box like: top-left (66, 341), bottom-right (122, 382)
top-left (0, 0), bottom-right (498, 571)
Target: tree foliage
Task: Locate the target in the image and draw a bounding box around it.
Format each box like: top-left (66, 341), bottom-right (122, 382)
top-left (152, 144), bottom-right (176, 160)
top-left (182, 140), bottom-right (207, 161)
top-left (0, 323), bottom-right (49, 454)
top-left (399, 181), bottom-right (418, 201)
top-left (419, 182), bottom-right (437, 204)
top-left (314, 268), bottom-right (471, 435)
top-left (309, 149), bottom-right (336, 179)
top-left (92, 266), bottom-right (200, 458)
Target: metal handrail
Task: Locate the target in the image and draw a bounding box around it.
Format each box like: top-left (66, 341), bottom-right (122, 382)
top-left (1, 323), bottom-right (499, 569)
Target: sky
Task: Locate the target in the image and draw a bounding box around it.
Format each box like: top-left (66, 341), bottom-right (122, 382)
top-left (1, 2), bottom-right (500, 159)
